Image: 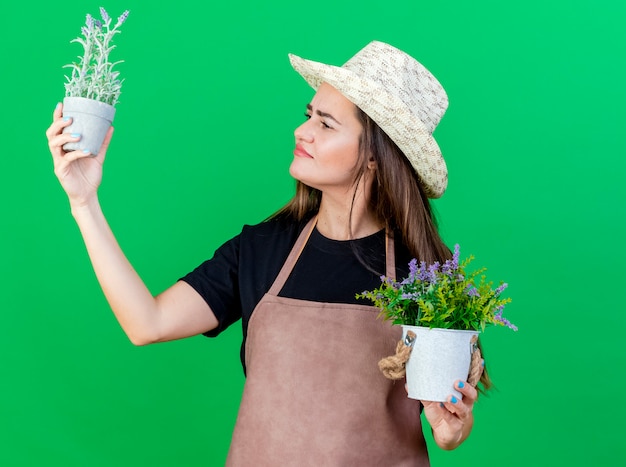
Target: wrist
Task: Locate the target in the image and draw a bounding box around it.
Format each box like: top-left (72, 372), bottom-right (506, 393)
top-left (70, 195), bottom-right (101, 220)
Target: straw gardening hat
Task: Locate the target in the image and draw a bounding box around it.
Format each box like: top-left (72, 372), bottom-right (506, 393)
top-left (289, 41), bottom-right (449, 198)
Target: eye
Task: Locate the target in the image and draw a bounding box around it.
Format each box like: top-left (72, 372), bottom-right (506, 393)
top-left (303, 112), bottom-right (332, 129)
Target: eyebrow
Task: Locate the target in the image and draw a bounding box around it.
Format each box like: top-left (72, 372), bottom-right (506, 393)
top-left (306, 104), bottom-right (342, 125)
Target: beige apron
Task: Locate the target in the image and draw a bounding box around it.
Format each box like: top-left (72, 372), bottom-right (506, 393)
top-left (226, 217), bottom-right (429, 466)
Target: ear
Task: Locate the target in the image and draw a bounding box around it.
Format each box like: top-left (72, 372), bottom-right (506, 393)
top-left (367, 157), bottom-right (377, 170)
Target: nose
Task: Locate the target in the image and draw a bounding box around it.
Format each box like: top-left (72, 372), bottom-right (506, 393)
top-left (294, 119), bottom-right (313, 143)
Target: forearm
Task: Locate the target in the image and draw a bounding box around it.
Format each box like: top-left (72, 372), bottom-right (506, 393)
top-left (71, 196), bottom-right (160, 345)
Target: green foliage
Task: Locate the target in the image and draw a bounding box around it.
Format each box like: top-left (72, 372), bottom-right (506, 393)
top-left (357, 245), bottom-right (516, 332)
top-left (63, 8), bottom-right (130, 106)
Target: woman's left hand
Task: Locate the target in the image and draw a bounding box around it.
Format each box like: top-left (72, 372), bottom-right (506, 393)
top-left (421, 380), bottom-right (479, 450)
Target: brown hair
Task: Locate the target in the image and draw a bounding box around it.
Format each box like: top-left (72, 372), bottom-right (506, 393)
top-left (271, 107), bottom-right (450, 263)
top-left (355, 109), bottom-right (492, 392)
top-left (271, 106), bottom-right (492, 391)
top-left (354, 109), bottom-right (450, 263)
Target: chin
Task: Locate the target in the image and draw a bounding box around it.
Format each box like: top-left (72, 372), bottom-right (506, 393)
top-left (289, 162), bottom-right (311, 185)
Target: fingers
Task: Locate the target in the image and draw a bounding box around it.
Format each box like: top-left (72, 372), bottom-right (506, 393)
top-left (52, 128), bottom-right (113, 170)
top-left (440, 397), bottom-right (467, 420)
top-left (47, 102), bottom-right (114, 157)
top-left (46, 103), bottom-right (71, 141)
top-left (455, 380), bottom-right (478, 404)
top-left (47, 106), bottom-right (76, 161)
top-left (420, 400), bottom-right (439, 412)
top-left (52, 145), bottom-right (91, 173)
top-left (46, 116), bottom-right (72, 143)
top-left (53, 101), bottom-right (62, 120)
top-left (438, 381), bottom-right (477, 419)
top-left (48, 130), bottom-right (82, 160)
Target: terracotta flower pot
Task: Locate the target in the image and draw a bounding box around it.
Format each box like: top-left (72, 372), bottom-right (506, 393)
top-left (402, 325), bottom-right (479, 402)
top-left (62, 96), bottom-right (115, 155)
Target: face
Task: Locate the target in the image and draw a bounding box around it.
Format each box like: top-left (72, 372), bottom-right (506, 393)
top-left (290, 82), bottom-right (364, 195)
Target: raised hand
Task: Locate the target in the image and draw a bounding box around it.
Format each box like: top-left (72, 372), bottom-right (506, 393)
top-left (46, 102), bottom-right (113, 207)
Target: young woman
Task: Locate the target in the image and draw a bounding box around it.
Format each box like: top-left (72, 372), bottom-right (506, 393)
top-left (47, 41), bottom-right (484, 465)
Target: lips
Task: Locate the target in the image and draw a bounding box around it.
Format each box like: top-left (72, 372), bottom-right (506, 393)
top-left (293, 144), bottom-right (313, 158)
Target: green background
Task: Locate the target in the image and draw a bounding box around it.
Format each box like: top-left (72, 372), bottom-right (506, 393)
top-left (1, 0), bottom-right (624, 465)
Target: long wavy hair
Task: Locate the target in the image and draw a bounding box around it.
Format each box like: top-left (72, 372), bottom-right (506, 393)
top-left (271, 106), bottom-right (492, 392)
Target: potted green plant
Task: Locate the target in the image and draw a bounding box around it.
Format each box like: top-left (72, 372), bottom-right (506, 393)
top-left (358, 244), bottom-right (516, 402)
top-left (61, 7), bottom-right (130, 155)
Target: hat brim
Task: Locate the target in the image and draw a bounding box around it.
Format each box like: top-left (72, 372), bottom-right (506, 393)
top-left (289, 53), bottom-right (447, 198)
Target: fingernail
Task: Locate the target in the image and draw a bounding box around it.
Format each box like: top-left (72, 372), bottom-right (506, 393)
top-left (450, 396), bottom-right (458, 404)
top-left (55, 102), bottom-right (61, 110)
top-left (481, 359), bottom-right (485, 367)
top-left (63, 116), bottom-right (71, 122)
top-left (71, 133), bottom-right (81, 138)
top-left (458, 381), bottom-right (465, 389)
top-left (82, 149), bottom-right (90, 154)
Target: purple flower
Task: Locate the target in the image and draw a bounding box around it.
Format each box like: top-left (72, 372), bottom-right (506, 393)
top-left (359, 244), bottom-right (514, 333)
top-left (494, 282), bottom-right (508, 296)
top-left (86, 14), bottom-right (94, 29)
top-left (100, 7), bottom-right (110, 23)
top-left (494, 309), bottom-right (518, 331)
top-left (401, 292), bottom-right (420, 300)
top-left (441, 257), bottom-right (456, 277)
top-left (94, 19), bottom-right (102, 29)
top-left (380, 275), bottom-right (399, 289)
top-left (452, 244), bottom-right (460, 270)
top-left (401, 258), bottom-right (419, 285)
top-left (426, 262), bottom-right (440, 283)
top-left (416, 261), bottom-right (430, 282)
top-left (116, 10), bottom-right (130, 26)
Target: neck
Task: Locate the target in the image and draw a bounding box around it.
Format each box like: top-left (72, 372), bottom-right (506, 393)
top-left (315, 185), bottom-right (382, 241)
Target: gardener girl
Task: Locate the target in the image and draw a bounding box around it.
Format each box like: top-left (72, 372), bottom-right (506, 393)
top-left (46, 41), bottom-right (486, 465)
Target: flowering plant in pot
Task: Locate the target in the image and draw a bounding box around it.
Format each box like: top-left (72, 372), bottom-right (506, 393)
top-left (61, 7), bottom-right (130, 155)
top-left (358, 244), bottom-right (516, 402)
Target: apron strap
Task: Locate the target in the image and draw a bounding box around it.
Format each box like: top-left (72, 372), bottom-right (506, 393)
top-left (267, 216), bottom-right (318, 296)
top-left (385, 230), bottom-right (396, 281)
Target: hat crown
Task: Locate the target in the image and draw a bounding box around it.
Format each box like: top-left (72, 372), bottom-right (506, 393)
top-left (342, 41), bottom-right (448, 134)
